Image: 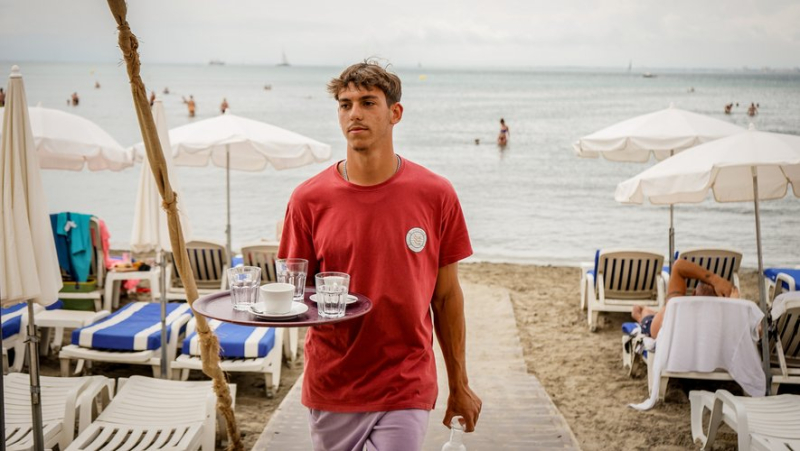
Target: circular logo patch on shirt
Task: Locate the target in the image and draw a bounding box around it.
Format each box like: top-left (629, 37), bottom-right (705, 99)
top-left (406, 227), bottom-right (427, 253)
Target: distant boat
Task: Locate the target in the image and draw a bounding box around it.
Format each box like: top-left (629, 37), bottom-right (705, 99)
top-left (627, 60), bottom-right (632, 73)
top-left (277, 51), bottom-right (290, 67)
top-left (642, 72), bottom-right (657, 78)
top-left (209, 59), bottom-right (225, 66)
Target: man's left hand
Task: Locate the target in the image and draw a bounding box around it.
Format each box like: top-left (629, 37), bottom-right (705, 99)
top-left (443, 385), bottom-right (482, 432)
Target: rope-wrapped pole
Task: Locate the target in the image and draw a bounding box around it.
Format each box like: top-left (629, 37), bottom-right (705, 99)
top-left (105, 1), bottom-right (242, 449)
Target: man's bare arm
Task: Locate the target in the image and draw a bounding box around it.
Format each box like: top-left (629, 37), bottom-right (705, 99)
top-left (430, 263), bottom-right (482, 432)
top-left (668, 259), bottom-right (734, 298)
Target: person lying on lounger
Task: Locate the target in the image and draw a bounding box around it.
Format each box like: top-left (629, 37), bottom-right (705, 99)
top-left (631, 259), bottom-right (738, 339)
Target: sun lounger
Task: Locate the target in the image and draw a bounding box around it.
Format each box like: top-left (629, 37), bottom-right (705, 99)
top-left (769, 291), bottom-right (800, 395)
top-left (241, 241), bottom-right (299, 363)
top-left (690, 389), bottom-right (800, 450)
top-left (2, 302), bottom-right (40, 373)
top-left (583, 249), bottom-right (665, 331)
top-left (65, 375), bottom-right (232, 451)
top-left (629, 296), bottom-right (765, 411)
top-left (166, 240), bottom-right (229, 301)
top-left (669, 248), bottom-right (742, 295)
top-left (4, 373), bottom-right (114, 451)
top-left (172, 318), bottom-right (282, 397)
top-left (765, 267), bottom-right (799, 301)
top-left (58, 302), bottom-right (192, 378)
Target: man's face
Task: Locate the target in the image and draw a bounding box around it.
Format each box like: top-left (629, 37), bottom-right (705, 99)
top-left (337, 84), bottom-right (402, 152)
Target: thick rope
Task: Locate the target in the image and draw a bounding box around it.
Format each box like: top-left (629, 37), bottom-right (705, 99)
top-left (105, 1), bottom-right (242, 449)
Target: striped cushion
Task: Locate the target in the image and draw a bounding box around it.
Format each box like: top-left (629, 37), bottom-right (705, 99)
top-left (1, 303), bottom-right (27, 339)
top-left (72, 302), bottom-right (192, 351)
top-left (182, 320), bottom-right (275, 358)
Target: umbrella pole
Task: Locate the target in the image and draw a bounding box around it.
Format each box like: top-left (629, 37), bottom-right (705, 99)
top-left (752, 168), bottom-right (771, 393)
top-left (669, 205), bottom-right (675, 272)
top-left (25, 299), bottom-right (45, 451)
top-left (160, 250), bottom-right (168, 379)
top-left (226, 145), bottom-right (232, 266)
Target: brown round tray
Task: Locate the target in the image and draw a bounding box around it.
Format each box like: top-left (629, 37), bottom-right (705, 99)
top-left (192, 287), bottom-right (372, 327)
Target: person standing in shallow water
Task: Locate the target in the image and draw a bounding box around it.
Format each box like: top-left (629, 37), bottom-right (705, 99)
top-left (220, 98), bottom-right (229, 114)
top-left (279, 60), bottom-right (482, 451)
top-left (182, 95), bottom-right (196, 117)
top-left (497, 118), bottom-right (509, 146)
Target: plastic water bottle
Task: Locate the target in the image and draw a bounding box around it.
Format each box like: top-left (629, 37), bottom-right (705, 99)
top-left (441, 416), bottom-right (466, 451)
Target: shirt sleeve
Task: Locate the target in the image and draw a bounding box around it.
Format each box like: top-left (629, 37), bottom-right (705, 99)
top-left (278, 194), bottom-right (319, 279)
top-left (438, 186), bottom-right (473, 268)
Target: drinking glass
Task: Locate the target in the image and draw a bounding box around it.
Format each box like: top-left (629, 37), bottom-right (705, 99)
top-left (275, 258), bottom-right (308, 300)
top-left (315, 272), bottom-right (350, 318)
top-left (227, 266), bottom-right (261, 311)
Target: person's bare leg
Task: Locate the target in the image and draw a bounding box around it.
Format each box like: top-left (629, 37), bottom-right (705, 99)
top-left (631, 305), bottom-right (657, 322)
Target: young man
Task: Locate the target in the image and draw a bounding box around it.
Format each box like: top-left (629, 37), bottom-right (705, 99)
top-left (631, 258), bottom-right (738, 339)
top-left (279, 61), bottom-right (482, 451)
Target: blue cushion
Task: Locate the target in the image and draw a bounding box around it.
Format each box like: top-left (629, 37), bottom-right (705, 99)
top-left (72, 302), bottom-right (192, 351)
top-left (622, 322), bottom-right (640, 335)
top-left (764, 268), bottom-right (800, 291)
top-left (182, 322), bottom-right (275, 358)
top-left (1, 302), bottom-right (28, 339)
top-left (232, 255), bottom-right (244, 267)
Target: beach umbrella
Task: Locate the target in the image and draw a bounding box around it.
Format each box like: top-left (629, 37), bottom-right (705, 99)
top-left (107, 1), bottom-right (242, 447)
top-left (574, 105), bottom-right (745, 270)
top-left (0, 65), bottom-right (64, 451)
top-left (131, 112), bottom-right (332, 263)
top-left (0, 105), bottom-right (133, 171)
top-left (130, 98), bottom-right (192, 378)
top-left (615, 124), bottom-right (800, 390)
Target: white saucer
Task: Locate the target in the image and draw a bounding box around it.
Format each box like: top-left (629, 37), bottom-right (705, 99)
top-left (249, 302), bottom-right (309, 320)
top-left (309, 294), bottom-right (358, 305)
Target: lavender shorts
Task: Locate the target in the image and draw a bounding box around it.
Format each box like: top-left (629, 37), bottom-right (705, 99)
top-left (308, 408), bottom-right (430, 451)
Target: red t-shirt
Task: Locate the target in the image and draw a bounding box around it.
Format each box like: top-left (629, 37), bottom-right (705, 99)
top-left (278, 157), bottom-right (473, 412)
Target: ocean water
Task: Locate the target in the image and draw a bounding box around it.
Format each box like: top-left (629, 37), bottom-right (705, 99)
top-left (3, 61), bottom-right (799, 268)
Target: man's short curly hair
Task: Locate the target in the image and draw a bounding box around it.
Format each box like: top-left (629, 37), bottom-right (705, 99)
top-left (327, 59), bottom-right (402, 105)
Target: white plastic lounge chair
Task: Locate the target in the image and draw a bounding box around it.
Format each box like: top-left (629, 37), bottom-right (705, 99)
top-left (629, 296), bottom-right (765, 411)
top-left (769, 291), bottom-right (800, 395)
top-left (669, 248), bottom-right (742, 295)
top-left (65, 375), bottom-right (232, 451)
top-left (58, 302), bottom-right (192, 378)
top-left (166, 240), bottom-right (229, 301)
top-left (172, 318), bottom-right (282, 396)
top-left (765, 268), bottom-right (799, 303)
top-left (584, 249), bottom-right (665, 331)
top-left (241, 241), bottom-right (299, 363)
top-left (2, 302), bottom-right (40, 373)
top-left (690, 389), bottom-right (800, 450)
top-left (55, 216), bottom-right (107, 312)
top-left (4, 373), bottom-right (114, 451)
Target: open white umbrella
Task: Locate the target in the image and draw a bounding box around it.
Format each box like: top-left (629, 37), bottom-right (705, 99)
top-left (574, 105), bottom-right (745, 269)
top-left (132, 112), bottom-right (331, 262)
top-left (130, 99), bottom-right (191, 378)
top-left (616, 124), bottom-right (800, 390)
top-left (0, 65), bottom-right (64, 450)
top-left (0, 106), bottom-right (133, 171)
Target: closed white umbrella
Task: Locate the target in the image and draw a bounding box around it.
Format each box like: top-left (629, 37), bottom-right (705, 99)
top-left (131, 99), bottom-right (191, 254)
top-left (0, 106), bottom-right (133, 171)
top-left (132, 112), bottom-right (332, 261)
top-left (131, 99), bottom-right (192, 378)
top-left (616, 124), bottom-right (800, 390)
top-left (574, 105), bottom-right (745, 269)
top-left (0, 65), bottom-right (64, 450)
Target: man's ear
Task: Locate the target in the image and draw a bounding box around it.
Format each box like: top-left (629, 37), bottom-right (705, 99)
top-left (390, 102), bottom-right (403, 124)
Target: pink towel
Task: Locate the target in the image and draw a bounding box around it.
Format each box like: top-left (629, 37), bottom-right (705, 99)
top-left (93, 218), bottom-right (114, 270)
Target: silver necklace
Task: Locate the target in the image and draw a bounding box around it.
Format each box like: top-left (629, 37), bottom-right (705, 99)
top-left (343, 155), bottom-right (401, 182)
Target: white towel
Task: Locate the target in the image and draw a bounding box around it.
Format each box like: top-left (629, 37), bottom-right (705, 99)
top-left (630, 296), bottom-right (765, 411)
top-left (771, 290), bottom-right (800, 320)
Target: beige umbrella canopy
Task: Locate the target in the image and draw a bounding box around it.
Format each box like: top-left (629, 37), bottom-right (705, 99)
top-left (105, 1), bottom-right (241, 449)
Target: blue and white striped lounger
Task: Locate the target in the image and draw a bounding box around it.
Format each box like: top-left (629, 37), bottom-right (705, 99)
top-left (58, 302), bottom-right (193, 378)
top-left (2, 301), bottom-right (62, 371)
top-left (173, 319), bottom-right (283, 396)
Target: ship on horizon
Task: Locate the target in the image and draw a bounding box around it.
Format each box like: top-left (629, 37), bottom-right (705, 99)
top-left (209, 59), bottom-right (225, 66)
top-left (277, 51), bottom-right (290, 67)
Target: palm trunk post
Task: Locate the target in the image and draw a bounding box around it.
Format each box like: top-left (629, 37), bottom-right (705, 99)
top-left (105, 1), bottom-right (242, 448)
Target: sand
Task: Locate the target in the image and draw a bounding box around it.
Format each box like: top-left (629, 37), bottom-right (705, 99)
top-left (33, 262), bottom-right (794, 450)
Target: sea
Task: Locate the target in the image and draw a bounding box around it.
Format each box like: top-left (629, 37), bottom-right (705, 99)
top-left (4, 61), bottom-right (799, 268)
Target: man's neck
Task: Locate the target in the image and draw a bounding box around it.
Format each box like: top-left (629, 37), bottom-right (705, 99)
top-left (340, 147), bottom-right (399, 186)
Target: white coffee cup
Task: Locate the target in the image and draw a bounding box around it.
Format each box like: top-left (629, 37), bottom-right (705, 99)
top-left (259, 283), bottom-right (295, 314)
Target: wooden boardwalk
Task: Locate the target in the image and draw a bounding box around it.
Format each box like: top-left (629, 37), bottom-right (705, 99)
top-left (254, 283), bottom-right (580, 450)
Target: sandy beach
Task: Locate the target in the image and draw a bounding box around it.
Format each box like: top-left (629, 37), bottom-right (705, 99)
top-left (33, 262), bottom-right (793, 450)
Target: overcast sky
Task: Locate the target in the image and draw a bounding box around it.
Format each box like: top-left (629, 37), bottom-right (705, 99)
top-left (1, 0), bottom-right (798, 69)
